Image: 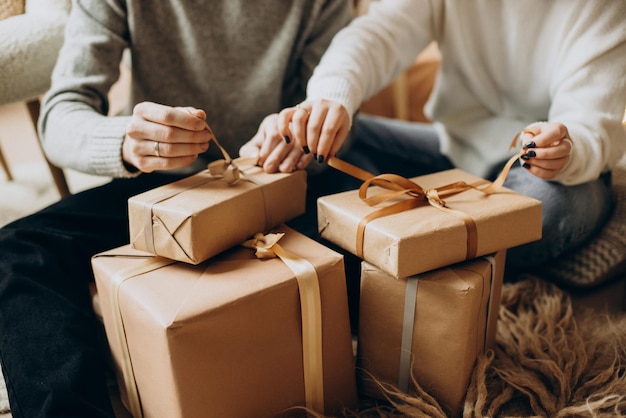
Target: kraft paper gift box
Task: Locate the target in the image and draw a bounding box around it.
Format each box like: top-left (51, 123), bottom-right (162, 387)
top-left (317, 167), bottom-right (541, 278)
top-left (357, 250), bottom-right (506, 417)
top-left (128, 160), bottom-right (306, 264)
top-left (92, 225), bottom-right (358, 418)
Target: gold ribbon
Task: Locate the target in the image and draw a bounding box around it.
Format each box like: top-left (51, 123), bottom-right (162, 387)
top-left (327, 134), bottom-right (524, 260)
top-left (93, 253), bottom-right (176, 418)
top-left (242, 233), bottom-right (325, 414)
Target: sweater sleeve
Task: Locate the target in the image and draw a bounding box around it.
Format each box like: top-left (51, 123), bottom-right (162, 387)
top-left (39, 0), bottom-right (137, 178)
top-left (541, 1), bottom-right (626, 185)
top-left (0, 0), bottom-right (71, 104)
top-left (306, 0), bottom-right (440, 121)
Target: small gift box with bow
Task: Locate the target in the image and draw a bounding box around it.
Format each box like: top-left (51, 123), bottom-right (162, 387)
top-left (91, 225), bottom-right (358, 418)
top-left (357, 251), bottom-right (505, 417)
top-left (318, 158), bottom-right (542, 278)
top-left (128, 157), bottom-right (306, 265)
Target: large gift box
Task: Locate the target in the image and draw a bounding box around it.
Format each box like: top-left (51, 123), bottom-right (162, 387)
top-left (129, 160), bottom-right (307, 264)
top-left (317, 167), bottom-right (541, 278)
top-left (357, 251), bottom-right (506, 417)
top-left (92, 225), bottom-right (357, 418)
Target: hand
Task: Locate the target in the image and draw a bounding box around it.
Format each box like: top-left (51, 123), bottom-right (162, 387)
top-left (518, 123), bottom-right (573, 180)
top-left (122, 102), bottom-right (213, 173)
top-left (277, 99), bottom-right (351, 164)
top-left (239, 113), bottom-right (313, 173)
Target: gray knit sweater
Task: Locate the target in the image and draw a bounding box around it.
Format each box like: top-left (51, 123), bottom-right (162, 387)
top-left (40, 0), bottom-right (353, 178)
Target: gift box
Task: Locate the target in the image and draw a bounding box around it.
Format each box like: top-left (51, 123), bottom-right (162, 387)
top-left (357, 251), bottom-right (506, 417)
top-left (129, 160), bottom-right (307, 264)
top-left (92, 225), bottom-right (358, 418)
top-left (317, 167), bottom-right (541, 278)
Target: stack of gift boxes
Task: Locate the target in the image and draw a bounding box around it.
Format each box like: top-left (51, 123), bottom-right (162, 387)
top-left (316, 163), bottom-right (542, 416)
top-left (91, 160), bottom-right (359, 417)
top-left (91, 156), bottom-right (542, 417)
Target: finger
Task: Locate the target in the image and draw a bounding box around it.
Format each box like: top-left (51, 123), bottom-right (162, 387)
top-left (291, 106), bottom-right (311, 155)
top-left (276, 146), bottom-right (307, 173)
top-left (134, 102), bottom-right (207, 131)
top-left (521, 161), bottom-right (562, 180)
top-left (147, 140), bottom-right (209, 159)
top-left (316, 106), bottom-right (348, 162)
top-left (295, 152), bottom-right (315, 171)
top-left (532, 124), bottom-right (569, 148)
top-left (277, 107), bottom-right (296, 145)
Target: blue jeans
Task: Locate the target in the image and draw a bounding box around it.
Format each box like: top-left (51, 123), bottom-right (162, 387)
top-left (343, 114), bottom-right (614, 274)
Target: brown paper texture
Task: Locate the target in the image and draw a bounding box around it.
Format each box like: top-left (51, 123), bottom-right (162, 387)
top-left (318, 168), bottom-right (541, 278)
top-left (357, 250), bottom-right (505, 417)
top-left (129, 166), bottom-right (306, 264)
top-left (92, 225), bottom-right (357, 418)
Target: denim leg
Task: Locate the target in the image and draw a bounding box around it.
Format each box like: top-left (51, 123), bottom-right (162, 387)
top-left (0, 173), bottom-right (185, 418)
top-left (502, 164), bottom-right (614, 272)
top-left (339, 113), bottom-right (454, 178)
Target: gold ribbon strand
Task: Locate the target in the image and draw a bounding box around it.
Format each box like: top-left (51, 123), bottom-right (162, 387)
top-left (242, 233), bottom-right (325, 414)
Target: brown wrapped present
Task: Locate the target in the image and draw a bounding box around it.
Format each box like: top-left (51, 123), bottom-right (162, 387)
top-left (128, 159), bottom-right (306, 264)
top-left (318, 165), bottom-right (541, 278)
top-left (92, 225), bottom-right (357, 418)
top-left (357, 251), bottom-right (506, 417)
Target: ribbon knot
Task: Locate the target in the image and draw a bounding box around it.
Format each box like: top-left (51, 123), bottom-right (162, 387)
top-left (242, 232), bottom-right (284, 259)
top-left (425, 189), bottom-right (446, 208)
top-left (207, 159), bottom-right (240, 184)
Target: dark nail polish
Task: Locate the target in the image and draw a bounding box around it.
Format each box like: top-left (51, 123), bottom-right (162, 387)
top-left (313, 153), bottom-right (317, 160)
top-left (303, 146), bottom-right (310, 154)
top-left (284, 136), bottom-right (291, 144)
top-left (523, 141), bottom-right (536, 149)
top-left (525, 150), bottom-right (536, 157)
top-left (317, 155), bottom-right (325, 164)
top-left (522, 162), bottom-right (531, 169)
top-left (521, 154), bottom-right (530, 161)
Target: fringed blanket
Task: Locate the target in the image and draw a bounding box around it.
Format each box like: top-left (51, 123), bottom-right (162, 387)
top-left (349, 277), bottom-right (626, 418)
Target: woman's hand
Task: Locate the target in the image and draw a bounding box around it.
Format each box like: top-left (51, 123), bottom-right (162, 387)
top-left (518, 122), bottom-right (573, 179)
top-left (239, 113), bottom-right (313, 173)
top-left (277, 99), bottom-right (351, 164)
top-left (122, 102), bottom-right (212, 173)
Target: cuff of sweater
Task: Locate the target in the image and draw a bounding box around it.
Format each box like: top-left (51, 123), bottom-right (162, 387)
top-left (90, 116), bottom-right (140, 178)
top-left (307, 76), bottom-right (363, 126)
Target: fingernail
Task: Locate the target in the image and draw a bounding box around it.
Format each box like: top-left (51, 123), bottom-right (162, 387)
top-left (303, 146), bottom-right (310, 154)
top-left (522, 162), bottom-right (531, 169)
top-left (313, 153), bottom-right (317, 160)
top-left (521, 154), bottom-right (530, 161)
top-left (317, 155), bottom-right (325, 163)
top-left (284, 136), bottom-right (291, 144)
top-left (523, 141), bottom-right (536, 149)
top-left (525, 150), bottom-right (536, 157)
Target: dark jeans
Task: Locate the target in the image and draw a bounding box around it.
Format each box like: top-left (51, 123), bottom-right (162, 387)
top-left (0, 173), bottom-right (188, 418)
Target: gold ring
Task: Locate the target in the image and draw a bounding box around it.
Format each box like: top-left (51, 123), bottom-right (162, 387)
top-left (154, 141), bottom-right (160, 158)
top-left (295, 104), bottom-right (310, 117)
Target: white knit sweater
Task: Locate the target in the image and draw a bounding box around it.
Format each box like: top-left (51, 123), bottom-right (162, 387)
top-left (307, 0), bottom-right (626, 185)
top-left (0, 0), bottom-right (71, 104)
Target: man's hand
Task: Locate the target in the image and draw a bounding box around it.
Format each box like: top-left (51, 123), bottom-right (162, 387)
top-left (122, 102), bottom-right (212, 173)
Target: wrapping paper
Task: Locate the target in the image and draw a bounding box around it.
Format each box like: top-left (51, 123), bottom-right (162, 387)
top-left (129, 161), bottom-right (306, 264)
top-left (357, 250), bottom-right (506, 417)
top-left (318, 168), bottom-right (541, 277)
top-left (92, 225), bottom-right (357, 418)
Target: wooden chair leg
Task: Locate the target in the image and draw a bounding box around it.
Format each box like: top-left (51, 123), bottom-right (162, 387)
top-left (25, 99), bottom-right (71, 198)
top-left (0, 142), bottom-right (13, 181)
